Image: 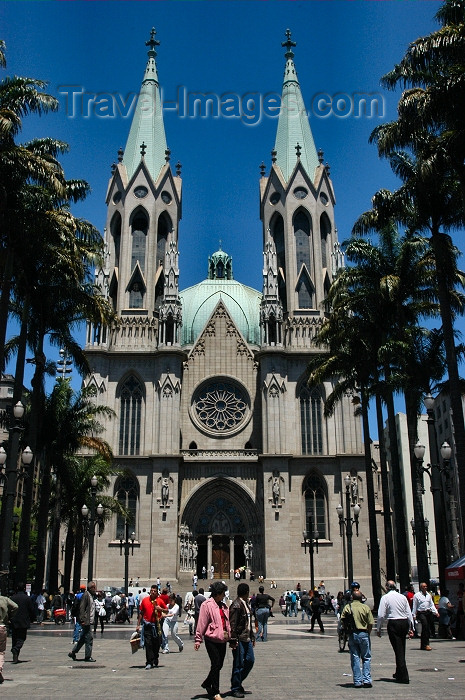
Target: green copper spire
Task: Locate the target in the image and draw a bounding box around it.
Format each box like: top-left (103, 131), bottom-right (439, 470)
top-left (123, 28), bottom-right (168, 182)
top-left (274, 29), bottom-right (319, 182)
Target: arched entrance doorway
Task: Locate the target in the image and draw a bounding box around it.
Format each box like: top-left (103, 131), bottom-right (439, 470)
top-left (179, 478), bottom-right (261, 580)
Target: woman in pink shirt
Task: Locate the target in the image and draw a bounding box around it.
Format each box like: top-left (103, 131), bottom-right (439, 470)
top-left (194, 581), bottom-right (231, 700)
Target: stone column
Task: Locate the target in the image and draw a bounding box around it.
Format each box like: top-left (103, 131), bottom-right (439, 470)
top-left (207, 535), bottom-right (212, 574)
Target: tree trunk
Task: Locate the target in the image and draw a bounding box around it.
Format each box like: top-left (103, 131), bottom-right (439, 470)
top-left (405, 391), bottom-right (430, 585)
top-left (63, 527), bottom-right (75, 594)
top-left (32, 457), bottom-right (51, 592)
top-left (384, 373), bottom-right (411, 591)
top-left (72, 520), bottom-right (84, 591)
top-left (361, 389), bottom-right (382, 608)
top-left (15, 330), bottom-right (46, 584)
top-left (375, 393), bottom-right (396, 580)
top-left (430, 230), bottom-right (465, 554)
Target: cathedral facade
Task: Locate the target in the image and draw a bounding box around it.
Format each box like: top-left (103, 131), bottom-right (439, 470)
top-left (84, 29), bottom-right (375, 592)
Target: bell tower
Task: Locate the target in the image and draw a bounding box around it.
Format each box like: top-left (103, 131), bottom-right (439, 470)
top-left (87, 27), bottom-right (182, 351)
top-left (260, 29), bottom-right (343, 349)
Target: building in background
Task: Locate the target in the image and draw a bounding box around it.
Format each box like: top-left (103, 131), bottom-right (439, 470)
top-left (82, 29), bottom-right (377, 592)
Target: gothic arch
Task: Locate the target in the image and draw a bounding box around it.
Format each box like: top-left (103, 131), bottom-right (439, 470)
top-left (269, 212), bottom-right (286, 312)
top-left (302, 470), bottom-right (329, 540)
top-left (110, 211), bottom-right (121, 268)
top-left (130, 207), bottom-right (149, 273)
top-left (180, 477), bottom-right (263, 577)
top-left (320, 211), bottom-right (331, 269)
top-left (293, 207), bottom-right (312, 274)
top-left (298, 382), bottom-right (324, 455)
top-left (114, 472), bottom-right (139, 538)
top-left (116, 374), bottom-right (145, 456)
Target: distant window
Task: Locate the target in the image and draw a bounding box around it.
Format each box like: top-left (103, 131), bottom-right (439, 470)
top-left (119, 376), bottom-right (143, 455)
top-left (303, 472), bottom-right (327, 539)
top-left (294, 210), bottom-right (311, 273)
top-left (300, 386), bottom-right (323, 454)
top-left (131, 214), bottom-right (148, 270)
top-left (115, 474), bottom-right (139, 538)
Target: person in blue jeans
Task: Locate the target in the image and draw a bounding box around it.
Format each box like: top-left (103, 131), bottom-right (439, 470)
top-left (229, 582), bottom-right (255, 698)
top-left (340, 591), bottom-right (374, 688)
top-left (254, 586), bottom-right (274, 642)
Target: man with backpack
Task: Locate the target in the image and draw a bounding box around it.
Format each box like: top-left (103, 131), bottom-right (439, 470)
top-left (310, 592), bottom-right (324, 633)
top-left (341, 590), bottom-right (374, 688)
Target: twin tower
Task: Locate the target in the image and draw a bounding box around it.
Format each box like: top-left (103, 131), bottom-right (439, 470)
top-left (83, 29), bottom-right (366, 590)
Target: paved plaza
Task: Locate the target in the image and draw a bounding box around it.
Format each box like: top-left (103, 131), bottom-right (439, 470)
top-left (1, 613), bottom-right (464, 699)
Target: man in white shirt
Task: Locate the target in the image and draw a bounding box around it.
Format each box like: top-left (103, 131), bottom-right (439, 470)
top-left (377, 581), bottom-right (414, 684)
top-left (412, 582), bottom-right (439, 650)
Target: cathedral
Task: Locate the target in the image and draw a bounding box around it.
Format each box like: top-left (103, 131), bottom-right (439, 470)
top-left (84, 28), bottom-right (375, 592)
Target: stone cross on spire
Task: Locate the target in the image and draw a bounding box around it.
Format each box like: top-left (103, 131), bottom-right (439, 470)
top-left (146, 27), bottom-right (160, 56)
top-left (140, 141), bottom-right (147, 157)
top-left (282, 28), bottom-right (296, 58)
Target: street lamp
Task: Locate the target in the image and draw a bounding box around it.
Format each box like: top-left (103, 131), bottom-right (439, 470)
top-left (302, 516), bottom-right (319, 591)
top-left (81, 475), bottom-right (104, 582)
top-left (118, 523), bottom-right (136, 595)
top-left (411, 441), bottom-right (431, 585)
top-left (336, 474), bottom-right (361, 587)
top-left (0, 398), bottom-right (32, 593)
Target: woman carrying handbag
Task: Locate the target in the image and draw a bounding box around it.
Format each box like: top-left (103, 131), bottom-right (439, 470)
top-left (194, 581), bottom-right (230, 700)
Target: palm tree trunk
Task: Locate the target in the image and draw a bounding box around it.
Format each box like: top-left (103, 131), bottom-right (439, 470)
top-left (15, 332), bottom-right (46, 584)
top-left (384, 371), bottom-right (411, 590)
top-left (48, 476), bottom-right (61, 594)
top-left (33, 457), bottom-right (51, 592)
top-left (430, 229), bottom-right (465, 553)
top-left (73, 520), bottom-right (84, 591)
top-left (405, 391), bottom-right (430, 584)
top-left (63, 527), bottom-right (75, 594)
top-left (361, 389), bottom-right (381, 608)
top-left (0, 246), bottom-right (15, 373)
top-left (375, 393), bottom-right (396, 580)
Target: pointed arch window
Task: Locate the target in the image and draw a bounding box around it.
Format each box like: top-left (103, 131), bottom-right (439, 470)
top-left (320, 212), bottom-right (331, 269)
top-left (303, 472), bottom-right (328, 539)
top-left (271, 214), bottom-right (286, 312)
top-left (114, 474), bottom-right (139, 538)
top-left (111, 212), bottom-right (122, 268)
top-left (119, 376), bottom-right (143, 455)
top-left (300, 386), bottom-right (323, 454)
top-left (294, 210), bottom-right (311, 273)
top-left (296, 270), bottom-right (314, 309)
top-left (131, 212), bottom-right (148, 271)
top-left (128, 267), bottom-right (145, 308)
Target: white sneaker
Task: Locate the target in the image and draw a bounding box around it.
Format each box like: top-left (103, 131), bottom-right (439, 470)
top-left (162, 649), bottom-right (170, 654)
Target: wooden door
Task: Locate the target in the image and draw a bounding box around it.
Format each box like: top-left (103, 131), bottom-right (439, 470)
top-left (212, 546), bottom-right (230, 578)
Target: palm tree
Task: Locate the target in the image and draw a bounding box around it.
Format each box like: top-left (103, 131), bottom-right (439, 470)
top-left (33, 380), bottom-right (115, 593)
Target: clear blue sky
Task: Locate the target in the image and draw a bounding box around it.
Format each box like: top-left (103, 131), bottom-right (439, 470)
top-left (2, 0), bottom-right (453, 427)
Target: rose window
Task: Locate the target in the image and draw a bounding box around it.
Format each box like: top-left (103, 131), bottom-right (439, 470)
top-left (191, 379), bottom-right (250, 435)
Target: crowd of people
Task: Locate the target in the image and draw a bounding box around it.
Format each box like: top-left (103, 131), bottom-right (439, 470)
top-left (1, 574), bottom-right (464, 695)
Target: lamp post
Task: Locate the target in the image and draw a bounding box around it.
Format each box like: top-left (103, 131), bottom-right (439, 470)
top-left (411, 441), bottom-right (431, 585)
top-left (0, 399), bottom-right (32, 593)
top-left (336, 474), bottom-right (361, 587)
top-left (302, 516), bottom-right (319, 592)
top-left (81, 475), bottom-right (103, 582)
top-left (419, 392), bottom-right (456, 592)
top-left (118, 522), bottom-right (136, 595)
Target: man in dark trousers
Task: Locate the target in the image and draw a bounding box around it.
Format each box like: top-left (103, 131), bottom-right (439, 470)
top-left (377, 580), bottom-right (414, 684)
top-left (229, 582), bottom-right (255, 699)
top-left (10, 582), bottom-right (36, 663)
top-left (194, 587), bottom-right (206, 633)
top-left (68, 581), bottom-right (97, 662)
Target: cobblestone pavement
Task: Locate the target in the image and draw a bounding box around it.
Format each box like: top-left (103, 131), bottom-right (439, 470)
top-left (1, 614), bottom-right (464, 699)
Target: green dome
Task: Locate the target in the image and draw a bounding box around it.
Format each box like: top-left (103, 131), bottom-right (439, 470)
top-left (180, 279), bottom-right (262, 346)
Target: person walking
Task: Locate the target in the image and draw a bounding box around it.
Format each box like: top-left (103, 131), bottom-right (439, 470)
top-left (254, 586), bottom-right (275, 641)
top-left (438, 589), bottom-right (454, 639)
top-left (136, 584), bottom-right (166, 669)
top-left (229, 582), bottom-right (255, 699)
top-left (310, 592), bottom-right (325, 633)
top-left (10, 582), bottom-right (35, 664)
top-left (340, 590), bottom-right (374, 688)
top-left (0, 593), bottom-right (18, 682)
top-left (412, 582), bottom-right (439, 650)
top-left (376, 580), bottom-right (414, 684)
top-left (68, 581), bottom-right (97, 662)
top-left (194, 580), bottom-right (231, 700)
top-left (162, 593), bottom-right (184, 653)
top-left (93, 591), bottom-right (106, 635)
top-left (194, 587), bottom-right (206, 633)
top-left (300, 590), bottom-right (311, 622)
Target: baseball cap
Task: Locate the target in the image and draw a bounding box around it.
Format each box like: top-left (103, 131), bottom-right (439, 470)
top-left (350, 581), bottom-right (360, 589)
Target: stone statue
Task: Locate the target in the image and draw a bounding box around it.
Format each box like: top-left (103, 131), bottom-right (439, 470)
top-left (161, 478), bottom-right (169, 506)
top-left (272, 477), bottom-right (280, 504)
